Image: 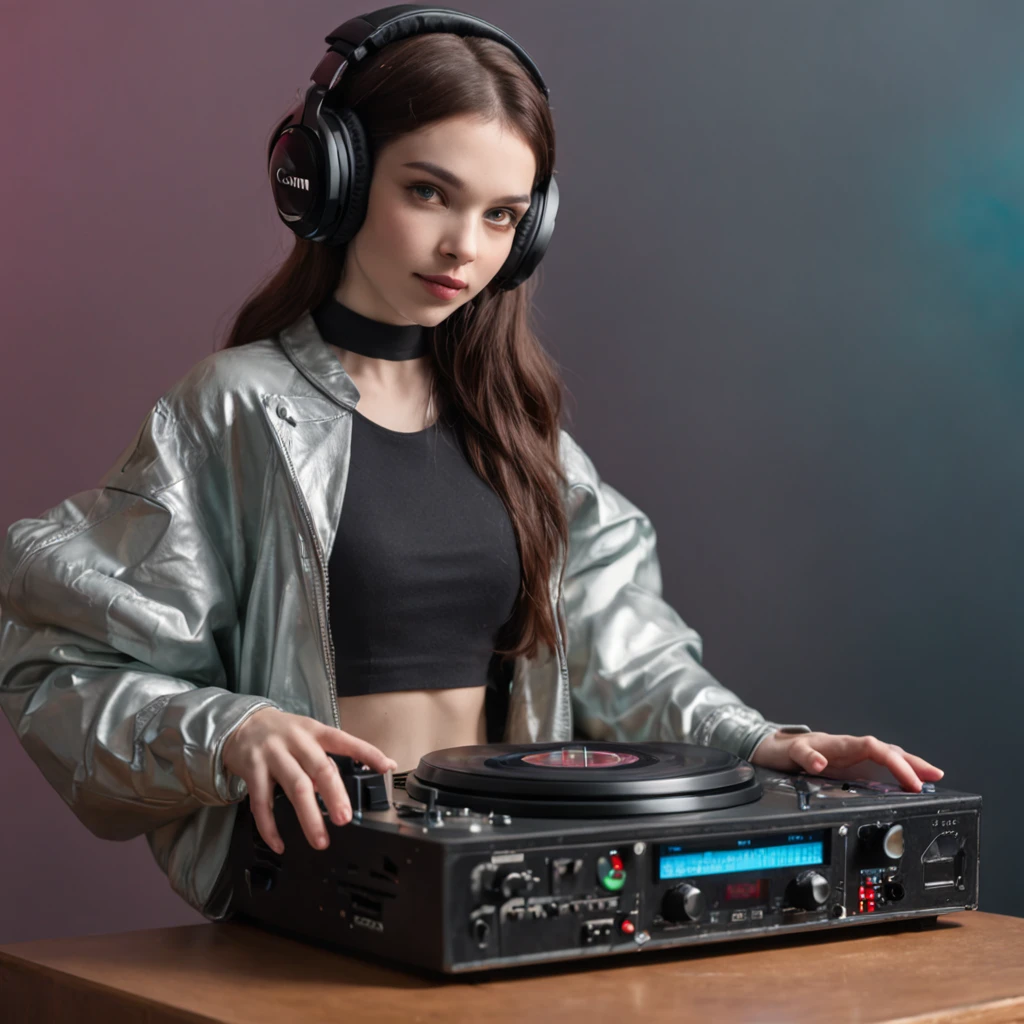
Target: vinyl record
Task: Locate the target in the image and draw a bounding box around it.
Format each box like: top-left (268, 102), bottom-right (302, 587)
top-left (404, 742), bottom-right (763, 817)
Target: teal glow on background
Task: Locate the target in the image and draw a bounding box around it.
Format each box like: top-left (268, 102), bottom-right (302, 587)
top-left (1, 1), bottom-right (1022, 946)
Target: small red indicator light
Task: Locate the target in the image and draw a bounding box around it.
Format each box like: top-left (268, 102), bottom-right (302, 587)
top-left (621, 919), bottom-right (635, 934)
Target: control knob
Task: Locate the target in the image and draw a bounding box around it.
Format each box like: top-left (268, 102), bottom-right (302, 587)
top-left (661, 882), bottom-right (706, 923)
top-left (500, 869), bottom-right (537, 900)
top-left (786, 870), bottom-right (830, 911)
top-left (857, 822), bottom-right (905, 860)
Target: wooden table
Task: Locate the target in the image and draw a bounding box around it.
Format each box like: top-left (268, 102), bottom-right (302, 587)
top-left (2, 911), bottom-right (1023, 1023)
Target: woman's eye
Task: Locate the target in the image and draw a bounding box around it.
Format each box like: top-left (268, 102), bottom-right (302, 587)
top-left (490, 209), bottom-right (518, 226)
top-left (407, 184), bottom-right (518, 227)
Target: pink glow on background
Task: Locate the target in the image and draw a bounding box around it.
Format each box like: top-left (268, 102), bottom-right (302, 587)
top-left (2, 1), bottom-right (1021, 944)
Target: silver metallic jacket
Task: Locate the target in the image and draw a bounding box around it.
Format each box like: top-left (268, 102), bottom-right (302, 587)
top-left (0, 311), bottom-right (810, 919)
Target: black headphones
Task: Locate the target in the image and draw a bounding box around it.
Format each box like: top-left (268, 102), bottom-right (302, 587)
top-left (267, 4), bottom-right (559, 291)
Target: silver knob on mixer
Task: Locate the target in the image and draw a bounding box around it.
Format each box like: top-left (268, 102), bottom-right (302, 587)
top-left (786, 870), bottom-right (831, 911)
top-left (661, 882), bottom-right (706, 923)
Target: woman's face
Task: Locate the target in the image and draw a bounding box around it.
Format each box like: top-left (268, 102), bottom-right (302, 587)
top-left (335, 114), bottom-right (538, 326)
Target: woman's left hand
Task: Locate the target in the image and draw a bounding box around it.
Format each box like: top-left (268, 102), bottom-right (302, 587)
top-left (747, 729), bottom-right (944, 792)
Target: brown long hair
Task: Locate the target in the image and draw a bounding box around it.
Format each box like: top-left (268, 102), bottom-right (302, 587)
top-left (219, 32), bottom-right (569, 665)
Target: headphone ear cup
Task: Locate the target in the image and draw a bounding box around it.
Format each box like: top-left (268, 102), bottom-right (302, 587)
top-left (267, 98), bottom-right (303, 168)
top-left (323, 106), bottom-right (373, 246)
top-left (494, 174), bottom-right (558, 290)
top-left (495, 190), bottom-right (541, 289)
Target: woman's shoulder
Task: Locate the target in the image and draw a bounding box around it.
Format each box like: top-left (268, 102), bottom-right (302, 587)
top-left (174, 337), bottom-right (293, 405)
top-left (93, 339), bottom-right (298, 496)
top-left (155, 336), bottom-right (308, 443)
top-left (557, 427), bottom-right (597, 490)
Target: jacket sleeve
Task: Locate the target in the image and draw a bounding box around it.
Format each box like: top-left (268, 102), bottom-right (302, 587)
top-left (559, 429), bottom-right (811, 761)
top-left (0, 388), bottom-right (280, 842)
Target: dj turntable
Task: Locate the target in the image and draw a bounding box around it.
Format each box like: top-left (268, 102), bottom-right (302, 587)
top-left (223, 742), bottom-right (981, 974)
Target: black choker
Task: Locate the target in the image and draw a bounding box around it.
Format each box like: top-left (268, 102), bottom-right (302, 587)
top-left (311, 295), bottom-right (429, 361)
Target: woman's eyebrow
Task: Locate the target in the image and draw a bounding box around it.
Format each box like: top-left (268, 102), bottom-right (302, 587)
top-left (402, 160), bottom-right (531, 206)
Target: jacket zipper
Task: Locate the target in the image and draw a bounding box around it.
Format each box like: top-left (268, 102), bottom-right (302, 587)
top-left (552, 613), bottom-right (569, 738)
top-left (553, 569), bottom-right (571, 738)
top-left (272, 408), bottom-right (342, 732)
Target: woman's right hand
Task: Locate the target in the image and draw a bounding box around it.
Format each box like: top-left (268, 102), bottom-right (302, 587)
top-left (221, 707), bottom-right (398, 854)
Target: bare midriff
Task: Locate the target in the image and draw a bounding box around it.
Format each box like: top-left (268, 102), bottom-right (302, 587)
top-left (335, 687), bottom-right (488, 773)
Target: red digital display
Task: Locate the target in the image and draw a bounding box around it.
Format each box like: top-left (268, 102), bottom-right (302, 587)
top-left (724, 879), bottom-right (768, 902)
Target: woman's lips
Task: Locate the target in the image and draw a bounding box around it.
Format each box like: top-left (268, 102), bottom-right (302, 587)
top-left (416, 274), bottom-right (463, 300)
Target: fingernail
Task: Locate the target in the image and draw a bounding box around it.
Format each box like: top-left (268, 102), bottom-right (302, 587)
top-left (315, 834), bottom-right (328, 849)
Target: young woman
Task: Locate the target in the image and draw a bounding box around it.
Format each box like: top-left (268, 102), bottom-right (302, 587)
top-left (0, 9), bottom-right (942, 920)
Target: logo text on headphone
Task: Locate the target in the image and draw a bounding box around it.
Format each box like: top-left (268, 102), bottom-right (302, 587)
top-left (276, 167), bottom-right (310, 191)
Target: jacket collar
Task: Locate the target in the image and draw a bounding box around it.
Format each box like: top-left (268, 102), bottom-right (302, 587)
top-left (278, 309), bottom-right (362, 410)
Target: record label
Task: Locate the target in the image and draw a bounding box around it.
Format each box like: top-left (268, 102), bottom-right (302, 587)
top-left (520, 747), bottom-right (640, 768)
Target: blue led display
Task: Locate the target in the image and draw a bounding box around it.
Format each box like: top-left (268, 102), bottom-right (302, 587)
top-left (659, 837), bottom-right (824, 879)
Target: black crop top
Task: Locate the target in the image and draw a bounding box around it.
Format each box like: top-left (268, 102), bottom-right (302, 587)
top-left (311, 295), bottom-right (522, 697)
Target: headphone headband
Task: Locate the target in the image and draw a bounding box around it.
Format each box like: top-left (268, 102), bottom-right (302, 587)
top-left (268, 4), bottom-right (559, 291)
top-left (322, 5), bottom-right (550, 101)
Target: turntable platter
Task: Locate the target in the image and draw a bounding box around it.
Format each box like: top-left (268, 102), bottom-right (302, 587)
top-left (405, 742), bottom-right (763, 817)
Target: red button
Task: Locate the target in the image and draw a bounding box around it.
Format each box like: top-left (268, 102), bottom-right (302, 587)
top-left (610, 854), bottom-right (624, 871)
top-left (621, 919), bottom-right (635, 934)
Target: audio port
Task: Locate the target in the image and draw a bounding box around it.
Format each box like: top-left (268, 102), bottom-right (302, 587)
top-left (883, 880), bottom-right (905, 902)
top-left (472, 918), bottom-right (490, 945)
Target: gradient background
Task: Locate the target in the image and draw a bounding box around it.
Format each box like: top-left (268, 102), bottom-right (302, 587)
top-left (1, 0), bottom-right (1021, 943)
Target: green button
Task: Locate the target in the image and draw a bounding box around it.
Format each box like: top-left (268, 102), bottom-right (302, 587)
top-left (601, 871), bottom-right (626, 892)
top-left (596, 855), bottom-right (627, 892)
